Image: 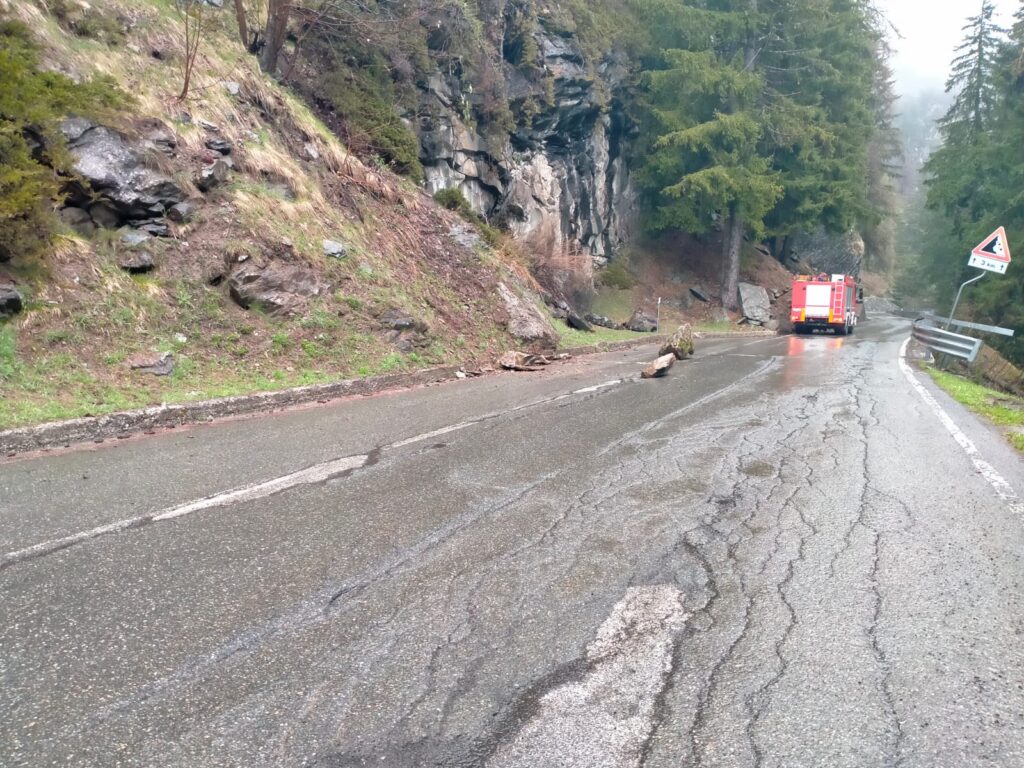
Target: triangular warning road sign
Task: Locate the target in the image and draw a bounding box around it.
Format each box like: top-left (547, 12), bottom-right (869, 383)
top-left (972, 227), bottom-right (1012, 263)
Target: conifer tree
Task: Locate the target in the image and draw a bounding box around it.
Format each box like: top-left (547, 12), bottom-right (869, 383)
top-left (635, 0), bottom-right (886, 306)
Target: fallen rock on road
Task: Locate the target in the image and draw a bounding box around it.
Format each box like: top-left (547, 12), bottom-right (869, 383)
top-left (499, 351), bottom-right (551, 371)
top-left (641, 353), bottom-right (676, 379)
top-left (659, 323), bottom-right (695, 360)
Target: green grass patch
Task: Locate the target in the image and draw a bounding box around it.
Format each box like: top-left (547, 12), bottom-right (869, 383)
top-left (926, 368), bottom-right (1024, 427)
top-left (557, 323), bottom-right (651, 349)
top-left (590, 288), bottom-right (634, 322)
top-left (927, 367), bottom-right (1024, 454)
top-left (0, 323), bottom-right (20, 382)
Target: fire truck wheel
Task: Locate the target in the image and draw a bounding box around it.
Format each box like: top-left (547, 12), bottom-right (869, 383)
top-left (836, 324), bottom-right (849, 336)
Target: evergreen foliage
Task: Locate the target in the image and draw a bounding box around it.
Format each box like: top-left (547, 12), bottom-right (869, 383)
top-left (916, 1), bottom-right (1024, 363)
top-left (633, 0), bottom-right (893, 307)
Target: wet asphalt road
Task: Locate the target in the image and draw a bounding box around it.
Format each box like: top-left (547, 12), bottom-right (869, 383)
top-left (3, 316), bottom-right (1024, 767)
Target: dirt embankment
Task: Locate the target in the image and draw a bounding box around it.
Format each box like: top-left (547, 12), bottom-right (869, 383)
top-left (590, 233), bottom-right (796, 332)
top-left (0, 0), bottom-right (560, 430)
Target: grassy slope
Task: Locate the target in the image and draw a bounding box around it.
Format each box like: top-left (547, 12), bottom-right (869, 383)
top-left (927, 368), bottom-right (1024, 453)
top-left (0, 1), bottom-right (542, 429)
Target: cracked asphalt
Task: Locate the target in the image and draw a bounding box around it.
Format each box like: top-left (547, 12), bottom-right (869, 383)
top-left (3, 316), bottom-right (1024, 767)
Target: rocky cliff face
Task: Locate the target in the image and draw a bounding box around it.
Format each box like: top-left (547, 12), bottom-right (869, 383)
top-left (409, 4), bottom-right (638, 283)
top-left (787, 230), bottom-right (866, 278)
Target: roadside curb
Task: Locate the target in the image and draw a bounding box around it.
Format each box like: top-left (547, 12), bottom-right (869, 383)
top-left (0, 330), bottom-right (778, 456)
top-left (0, 366), bottom-right (461, 456)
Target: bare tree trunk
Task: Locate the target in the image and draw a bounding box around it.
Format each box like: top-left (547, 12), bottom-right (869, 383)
top-left (722, 209), bottom-right (743, 312)
top-left (232, 0), bottom-right (248, 50)
top-left (259, 0), bottom-right (291, 74)
top-left (178, 0), bottom-right (204, 100)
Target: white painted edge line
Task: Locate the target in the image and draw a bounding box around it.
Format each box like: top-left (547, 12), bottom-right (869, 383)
top-left (390, 422), bottom-right (474, 449)
top-left (898, 338), bottom-right (1023, 513)
top-left (152, 455), bottom-right (368, 522)
top-left (0, 455), bottom-right (370, 568)
top-left (573, 379), bottom-right (623, 395)
top-left (2, 377), bottom-right (631, 568)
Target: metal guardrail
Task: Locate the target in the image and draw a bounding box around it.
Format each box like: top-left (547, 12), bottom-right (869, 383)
top-left (918, 313), bottom-right (1016, 338)
top-left (912, 318), bottom-right (984, 363)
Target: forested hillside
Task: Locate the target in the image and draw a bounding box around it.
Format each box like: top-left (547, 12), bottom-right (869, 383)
top-left (907, 1), bottom-right (1024, 363)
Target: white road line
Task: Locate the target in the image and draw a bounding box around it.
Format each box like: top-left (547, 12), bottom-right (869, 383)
top-left (1, 455), bottom-right (370, 568)
top-left (2, 376), bottom-right (633, 568)
top-left (152, 455), bottom-right (368, 522)
top-left (573, 379), bottom-right (623, 394)
top-left (390, 422), bottom-right (474, 449)
top-left (898, 338), bottom-right (1023, 512)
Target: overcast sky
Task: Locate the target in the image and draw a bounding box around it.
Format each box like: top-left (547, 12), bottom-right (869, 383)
top-left (878, 0), bottom-right (1019, 95)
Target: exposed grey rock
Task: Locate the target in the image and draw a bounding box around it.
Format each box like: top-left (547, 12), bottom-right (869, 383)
top-left (625, 309), bottom-right (658, 333)
top-left (497, 282), bottom-right (559, 348)
top-left (548, 298), bottom-right (570, 320)
top-left (120, 229), bottom-right (152, 247)
top-left (642, 353), bottom-right (675, 379)
top-left (195, 159), bottom-right (230, 192)
top-left (789, 229), bottom-right (865, 277)
top-left (198, 119), bottom-right (220, 133)
top-left (227, 260), bottom-right (327, 316)
top-left (167, 200), bottom-right (197, 223)
top-left (223, 80), bottom-right (240, 96)
top-left (0, 284), bottom-right (23, 316)
top-left (59, 207), bottom-right (95, 236)
top-left (58, 117), bottom-right (94, 143)
top-left (88, 201), bottom-right (121, 229)
top-left (765, 319), bottom-right (780, 332)
top-left (142, 124), bottom-right (177, 156)
top-left (65, 125), bottom-right (184, 218)
top-left (303, 142), bottom-right (320, 161)
top-left (129, 351), bottom-right (174, 376)
top-left (379, 309), bottom-right (428, 333)
top-left (392, 329), bottom-right (430, 352)
top-left (566, 312), bottom-right (592, 332)
top-left (322, 239), bottom-right (348, 259)
top-left (412, 21), bottom-right (638, 272)
top-left (864, 296), bottom-right (902, 315)
top-left (134, 221), bottom-right (170, 238)
top-left (204, 137), bottom-right (233, 155)
top-left (690, 286), bottom-right (711, 303)
top-left (118, 251), bottom-right (155, 273)
top-left (585, 313), bottom-right (622, 330)
top-left (738, 282), bottom-right (772, 324)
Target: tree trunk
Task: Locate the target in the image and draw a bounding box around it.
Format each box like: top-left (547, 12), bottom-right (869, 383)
top-left (780, 234), bottom-right (792, 265)
top-left (722, 210), bottom-right (743, 312)
top-left (232, 0), bottom-right (248, 50)
top-left (259, 0), bottom-right (291, 74)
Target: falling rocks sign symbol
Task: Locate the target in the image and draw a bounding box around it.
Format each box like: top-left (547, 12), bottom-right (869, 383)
top-left (968, 227), bottom-right (1013, 275)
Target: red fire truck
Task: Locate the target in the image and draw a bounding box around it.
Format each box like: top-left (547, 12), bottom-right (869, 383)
top-left (790, 274), bottom-right (860, 335)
